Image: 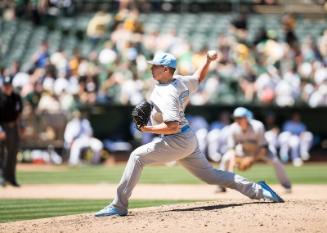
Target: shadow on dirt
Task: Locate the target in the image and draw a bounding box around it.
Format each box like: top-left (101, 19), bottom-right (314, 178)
top-left (168, 201), bottom-right (274, 212)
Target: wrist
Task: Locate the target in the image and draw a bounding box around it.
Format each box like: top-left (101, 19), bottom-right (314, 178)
top-left (205, 59), bottom-right (212, 64)
top-left (141, 125), bottom-right (152, 133)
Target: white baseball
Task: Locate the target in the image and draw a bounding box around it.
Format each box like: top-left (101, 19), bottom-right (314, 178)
top-left (207, 50), bottom-right (217, 60)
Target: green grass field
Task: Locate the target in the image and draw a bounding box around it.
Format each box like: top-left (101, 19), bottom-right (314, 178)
top-left (1, 163), bottom-right (326, 223)
top-left (17, 163), bottom-right (327, 184)
top-left (0, 199), bottom-right (196, 223)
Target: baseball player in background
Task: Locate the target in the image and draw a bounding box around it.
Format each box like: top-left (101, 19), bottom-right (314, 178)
top-left (187, 115), bottom-right (209, 155)
top-left (64, 111), bottom-right (103, 166)
top-left (217, 107), bottom-right (292, 193)
top-left (0, 125), bottom-right (6, 186)
top-left (278, 112), bottom-right (313, 167)
top-left (207, 111), bottom-right (231, 164)
top-left (95, 51), bottom-right (285, 217)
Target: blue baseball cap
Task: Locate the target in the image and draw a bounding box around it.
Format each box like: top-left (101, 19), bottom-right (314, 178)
top-left (233, 107), bottom-right (251, 119)
top-left (148, 52), bottom-right (177, 69)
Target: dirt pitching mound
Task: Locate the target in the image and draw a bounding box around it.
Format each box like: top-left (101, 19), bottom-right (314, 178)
top-left (1, 199), bottom-right (326, 233)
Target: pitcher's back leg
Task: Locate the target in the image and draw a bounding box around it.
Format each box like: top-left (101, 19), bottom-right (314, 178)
top-left (179, 148), bottom-right (263, 200)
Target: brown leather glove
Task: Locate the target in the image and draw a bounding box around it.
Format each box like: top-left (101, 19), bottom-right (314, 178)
top-left (235, 156), bottom-right (255, 171)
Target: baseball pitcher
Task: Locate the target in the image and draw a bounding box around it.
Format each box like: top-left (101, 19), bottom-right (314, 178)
top-left (95, 51), bottom-right (285, 217)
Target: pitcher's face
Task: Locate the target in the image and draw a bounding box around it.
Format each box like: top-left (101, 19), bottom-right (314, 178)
top-left (151, 65), bottom-right (165, 80)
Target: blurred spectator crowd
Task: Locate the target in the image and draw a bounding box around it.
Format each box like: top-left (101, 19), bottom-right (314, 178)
top-left (0, 8), bottom-right (326, 110)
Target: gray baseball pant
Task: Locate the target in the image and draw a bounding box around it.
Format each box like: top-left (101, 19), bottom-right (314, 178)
top-left (112, 130), bottom-right (264, 212)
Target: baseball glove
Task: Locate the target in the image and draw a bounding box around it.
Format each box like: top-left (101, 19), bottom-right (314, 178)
top-left (235, 156), bottom-right (255, 171)
top-left (132, 101), bottom-right (153, 131)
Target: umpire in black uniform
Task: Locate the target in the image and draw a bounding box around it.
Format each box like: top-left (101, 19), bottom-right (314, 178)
top-left (0, 125), bottom-right (6, 186)
top-left (0, 76), bottom-right (23, 187)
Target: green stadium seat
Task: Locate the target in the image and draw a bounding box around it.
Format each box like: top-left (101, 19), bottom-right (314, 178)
top-left (75, 14), bottom-right (93, 32)
top-left (58, 17), bottom-right (74, 32)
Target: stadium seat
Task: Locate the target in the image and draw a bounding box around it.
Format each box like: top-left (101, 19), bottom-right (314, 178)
top-left (2, 12), bottom-right (325, 77)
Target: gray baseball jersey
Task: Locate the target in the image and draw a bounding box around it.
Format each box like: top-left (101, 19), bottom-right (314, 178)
top-left (227, 119), bottom-right (267, 156)
top-left (149, 75), bottom-right (198, 128)
top-left (111, 74), bottom-right (266, 212)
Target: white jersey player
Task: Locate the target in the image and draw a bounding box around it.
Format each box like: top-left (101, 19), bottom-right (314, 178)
top-left (218, 107), bottom-right (292, 193)
top-left (207, 111), bottom-right (231, 163)
top-left (278, 113), bottom-right (313, 167)
top-left (64, 111), bottom-right (103, 166)
top-left (95, 51), bottom-right (285, 217)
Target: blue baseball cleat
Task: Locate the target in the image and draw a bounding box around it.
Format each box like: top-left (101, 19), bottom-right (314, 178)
top-left (95, 205), bottom-right (128, 217)
top-left (258, 181), bottom-right (284, 203)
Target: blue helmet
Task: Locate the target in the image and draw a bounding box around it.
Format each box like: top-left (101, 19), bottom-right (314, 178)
top-left (233, 107), bottom-right (252, 119)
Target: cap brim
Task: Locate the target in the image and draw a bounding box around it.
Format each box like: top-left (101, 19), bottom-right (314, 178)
top-left (147, 61), bottom-right (176, 69)
top-left (233, 115), bottom-right (248, 119)
top-left (148, 61), bottom-right (165, 67)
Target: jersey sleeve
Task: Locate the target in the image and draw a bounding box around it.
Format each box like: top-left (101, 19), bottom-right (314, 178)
top-left (64, 122), bottom-right (75, 145)
top-left (160, 94), bottom-right (180, 122)
top-left (176, 75), bottom-right (199, 94)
